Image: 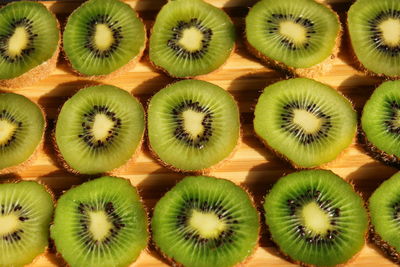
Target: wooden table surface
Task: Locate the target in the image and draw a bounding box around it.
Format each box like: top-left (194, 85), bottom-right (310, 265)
top-left (0, 0), bottom-right (397, 266)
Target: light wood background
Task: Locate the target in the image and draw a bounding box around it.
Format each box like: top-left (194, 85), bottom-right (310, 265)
top-left (0, 0), bottom-right (397, 266)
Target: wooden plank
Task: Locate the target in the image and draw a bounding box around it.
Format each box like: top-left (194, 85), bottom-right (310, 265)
top-left (0, 0), bottom-right (397, 266)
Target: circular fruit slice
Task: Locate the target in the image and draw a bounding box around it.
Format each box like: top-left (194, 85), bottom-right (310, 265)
top-left (152, 176), bottom-right (259, 267)
top-left (0, 181), bottom-right (53, 267)
top-left (361, 81), bottom-right (400, 166)
top-left (348, 0), bottom-right (400, 78)
top-left (0, 1), bottom-right (59, 86)
top-left (147, 79), bottom-right (240, 172)
top-left (246, 0), bottom-right (340, 74)
top-left (264, 170), bottom-right (368, 266)
top-left (254, 78), bottom-right (356, 168)
top-left (369, 172), bottom-right (400, 263)
top-left (63, 0), bottom-right (146, 77)
top-left (149, 0), bottom-right (235, 78)
top-left (55, 85), bottom-right (145, 174)
top-left (0, 93), bottom-right (45, 172)
top-left (51, 176), bottom-right (148, 267)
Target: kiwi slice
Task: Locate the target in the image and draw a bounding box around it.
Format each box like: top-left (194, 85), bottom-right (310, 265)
top-left (0, 1), bottom-right (59, 87)
top-left (361, 81), bottom-right (400, 167)
top-left (0, 93), bottom-right (45, 173)
top-left (264, 170), bottom-right (368, 266)
top-left (147, 79), bottom-right (240, 172)
top-left (51, 176), bottom-right (148, 267)
top-left (149, 0), bottom-right (235, 78)
top-left (254, 78), bottom-right (357, 168)
top-left (245, 0), bottom-right (340, 76)
top-left (0, 181), bottom-right (53, 267)
top-left (55, 85), bottom-right (144, 174)
top-left (152, 175), bottom-right (259, 267)
top-left (369, 172), bottom-right (400, 263)
top-left (63, 0), bottom-right (146, 77)
top-left (348, 0), bottom-right (400, 78)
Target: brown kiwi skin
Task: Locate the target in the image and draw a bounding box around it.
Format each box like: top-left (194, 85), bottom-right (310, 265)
top-left (245, 2), bottom-right (342, 78)
top-left (358, 126), bottom-right (400, 168)
top-left (63, 1), bottom-right (147, 80)
top-left (150, 176), bottom-right (260, 267)
top-left (0, 3), bottom-right (61, 88)
top-left (370, 226), bottom-right (400, 263)
top-left (0, 103), bottom-right (46, 175)
top-left (263, 175), bottom-right (367, 267)
top-left (146, 83), bottom-right (241, 174)
top-left (51, 86), bottom-right (145, 176)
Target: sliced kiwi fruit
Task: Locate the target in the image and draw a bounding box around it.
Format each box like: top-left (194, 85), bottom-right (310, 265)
top-left (147, 79), bottom-right (240, 172)
top-left (152, 175), bottom-right (259, 267)
top-left (254, 78), bottom-right (357, 168)
top-left (361, 81), bottom-right (400, 167)
top-left (0, 181), bottom-right (54, 267)
top-left (0, 93), bottom-right (45, 173)
top-left (348, 0), bottom-right (400, 78)
top-left (264, 170), bottom-right (368, 266)
top-left (149, 0), bottom-right (235, 78)
top-left (55, 85), bottom-right (144, 175)
top-left (63, 0), bottom-right (146, 77)
top-left (0, 1), bottom-right (59, 87)
top-left (369, 172), bottom-right (400, 263)
top-left (245, 0), bottom-right (340, 76)
top-left (51, 176), bottom-right (148, 267)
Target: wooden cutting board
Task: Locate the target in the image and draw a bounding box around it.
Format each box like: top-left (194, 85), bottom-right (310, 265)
top-left (1, 0), bottom-right (397, 266)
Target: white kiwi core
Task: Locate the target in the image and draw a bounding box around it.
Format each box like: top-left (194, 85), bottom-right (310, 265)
top-left (189, 210), bottom-right (227, 239)
top-left (279, 21), bottom-right (307, 45)
top-left (178, 27), bottom-right (204, 52)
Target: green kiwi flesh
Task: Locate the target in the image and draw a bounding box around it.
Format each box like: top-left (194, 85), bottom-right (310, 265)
top-left (147, 79), bottom-right (240, 172)
top-left (0, 1), bottom-right (59, 79)
top-left (149, 0), bottom-right (235, 77)
top-left (0, 181), bottom-right (53, 267)
top-left (152, 175), bottom-right (259, 267)
top-left (0, 93), bottom-right (44, 171)
top-left (348, 0), bottom-right (400, 77)
top-left (369, 172), bottom-right (400, 263)
top-left (245, 0), bottom-right (340, 70)
top-left (55, 85), bottom-right (145, 174)
top-left (264, 170), bottom-right (368, 266)
top-left (361, 80), bottom-right (400, 166)
top-left (254, 78), bottom-right (357, 168)
top-left (51, 176), bottom-right (148, 267)
top-left (63, 0), bottom-right (146, 76)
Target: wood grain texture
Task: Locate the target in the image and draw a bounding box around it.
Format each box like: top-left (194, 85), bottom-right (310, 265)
top-left (1, 0), bottom-right (398, 266)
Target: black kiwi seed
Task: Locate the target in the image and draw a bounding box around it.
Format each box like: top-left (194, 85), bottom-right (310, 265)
top-left (280, 101), bottom-right (332, 145)
top-left (167, 18), bottom-right (213, 59)
top-left (0, 109), bottom-right (22, 148)
top-left (267, 13), bottom-right (315, 50)
top-left (285, 189), bottom-right (341, 244)
top-left (76, 201), bottom-right (125, 248)
top-left (369, 10), bottom-right (400, 57)
top-left (83, 14), bottom-right (123, 58)
top-left (1, 204), bottom-right (30, 244)
top-left (77, 105), bottom-right (121, 149)
top-left (0, 18), bottom-right (37, 63)
top-left (171, 100), bottom-right (213, 149)
top-left (383, 100), bottom-right (400, 134)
